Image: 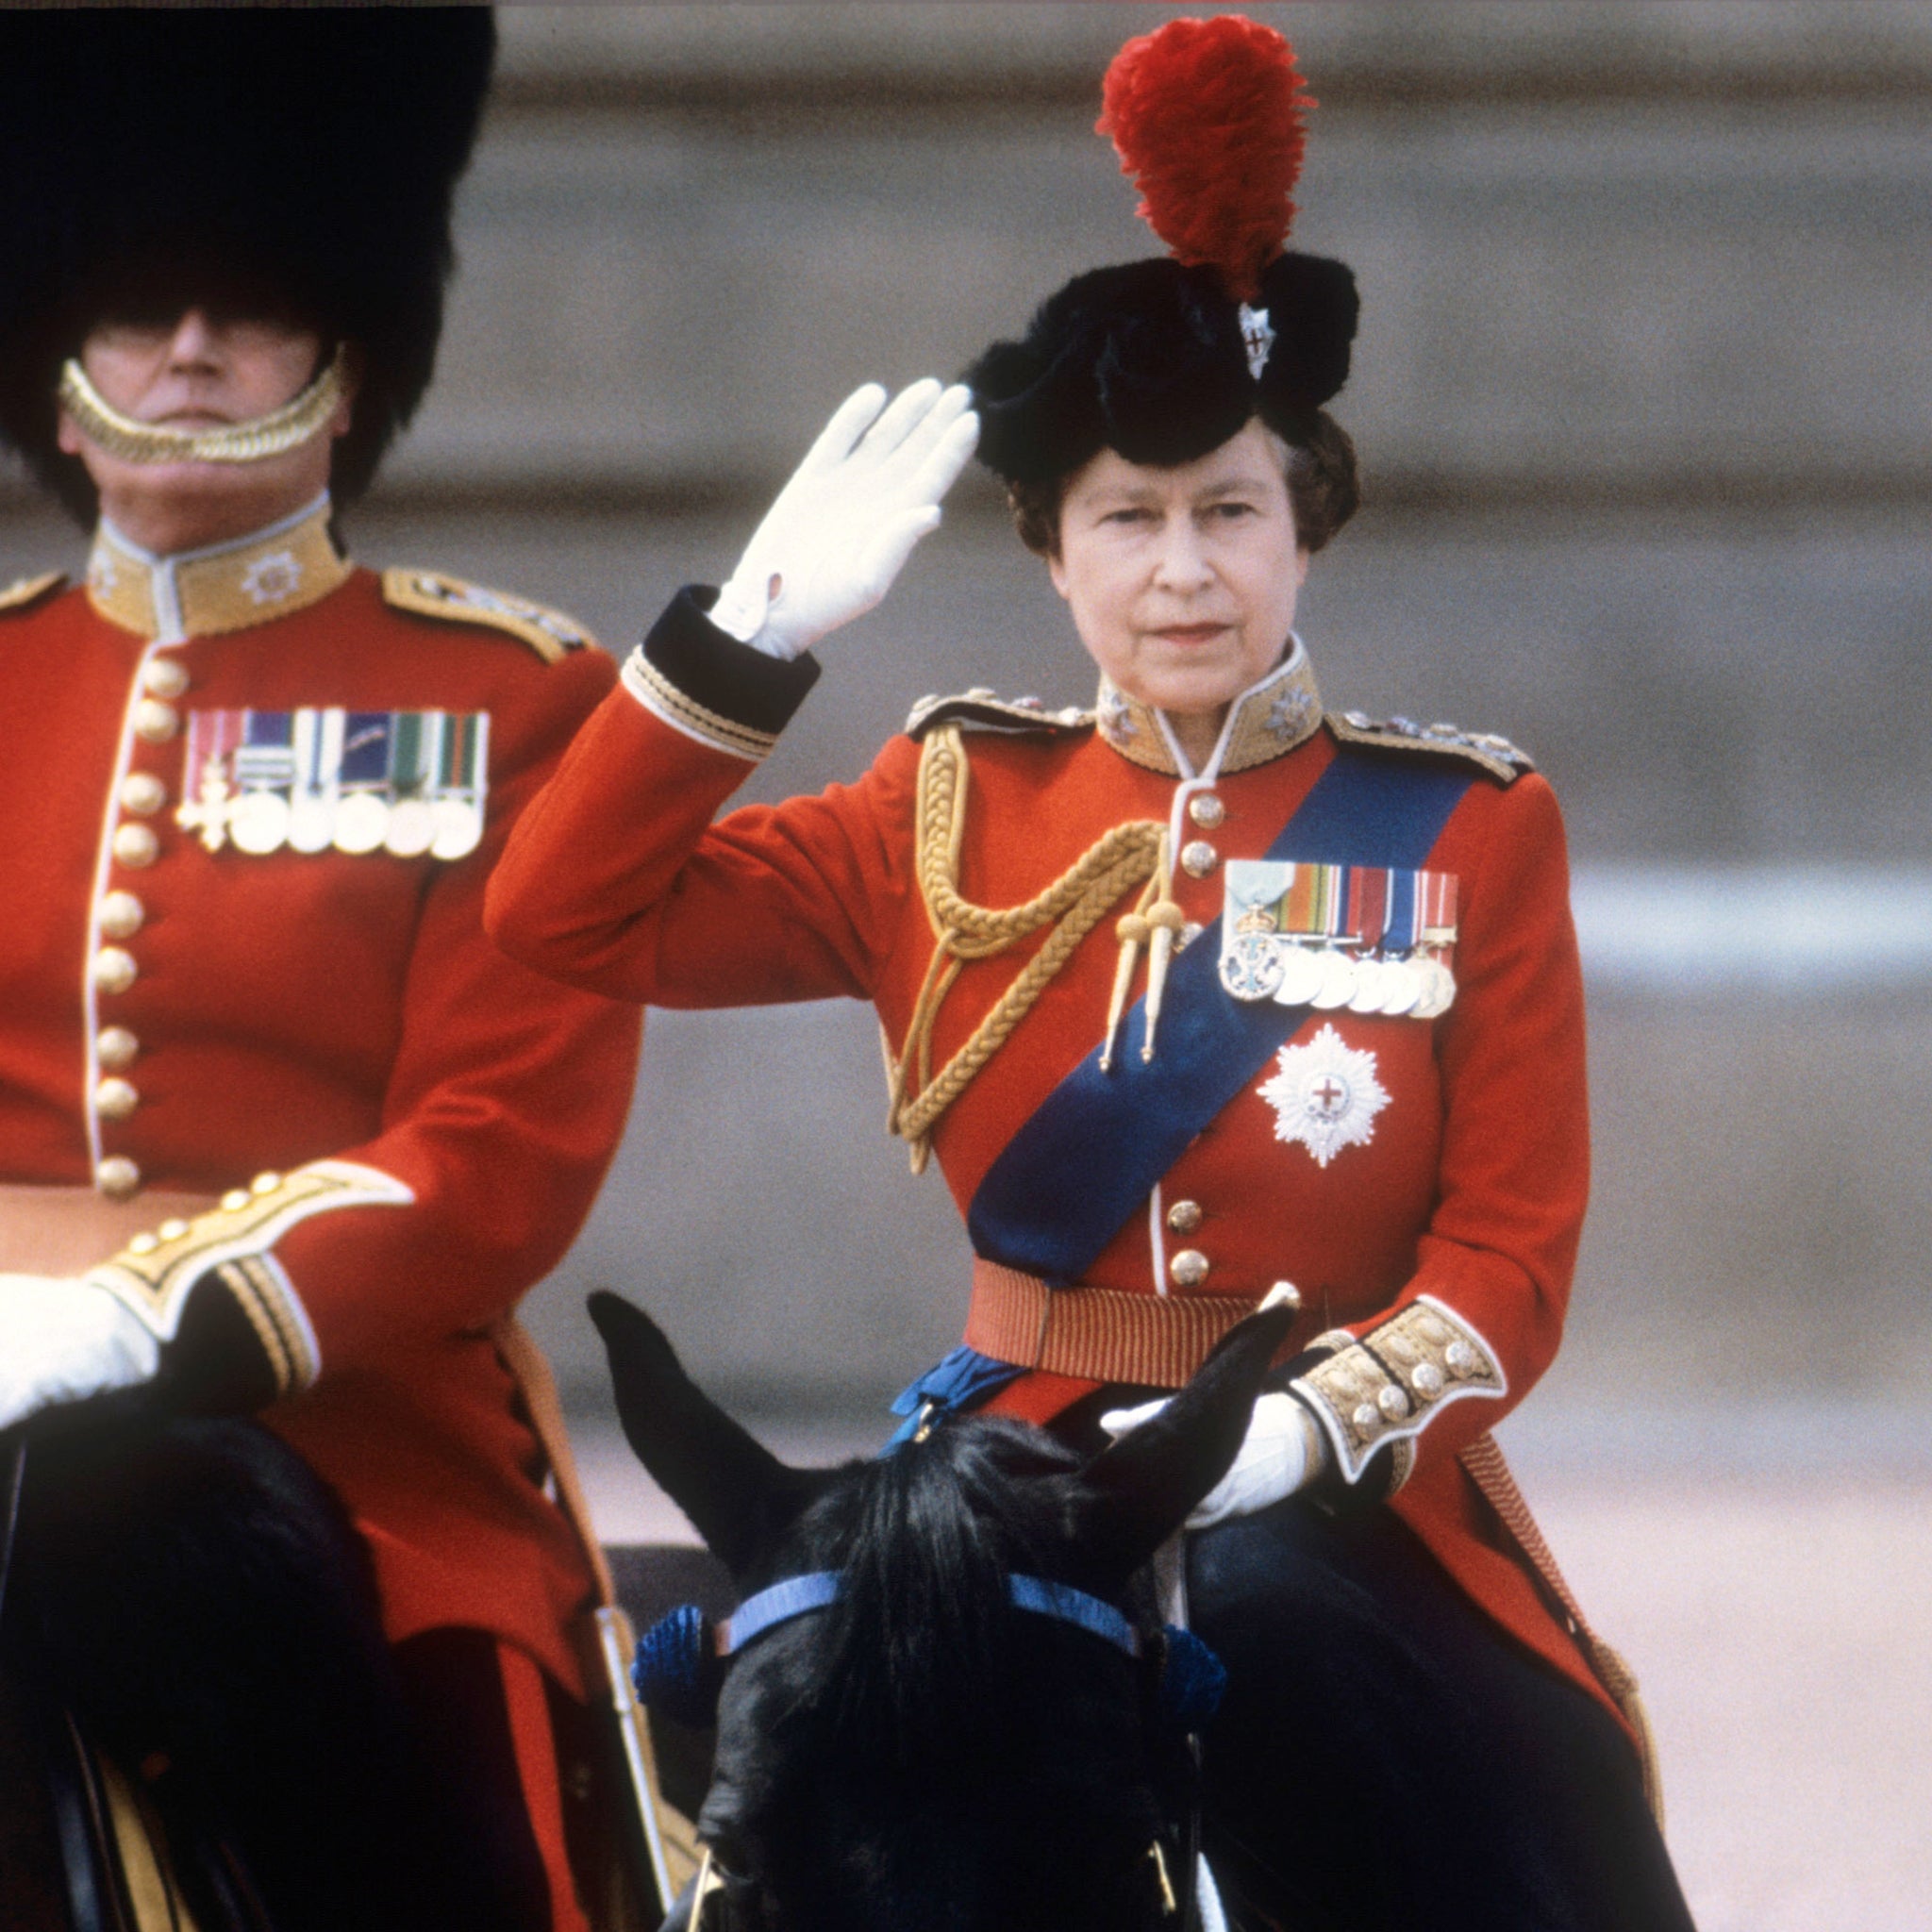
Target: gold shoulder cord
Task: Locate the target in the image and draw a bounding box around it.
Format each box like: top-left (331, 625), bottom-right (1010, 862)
top-left (885, 724), bottom-right (1179, 1172)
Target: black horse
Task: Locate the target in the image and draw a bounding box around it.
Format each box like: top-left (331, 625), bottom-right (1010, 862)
top-left (591, 1290), bottom-right (1295, 1932)
top-left (0, 1400), bottom-right (545, 1932)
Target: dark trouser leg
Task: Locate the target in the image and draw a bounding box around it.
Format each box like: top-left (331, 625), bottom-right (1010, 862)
top-left (1188, 1497), bottom-right (1696, 1932)
top-left (11, 1404), bottom-right (549, 1932)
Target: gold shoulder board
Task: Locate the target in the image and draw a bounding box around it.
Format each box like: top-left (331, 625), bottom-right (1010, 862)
top-left (0, 571), bottom-right (66, 617)
top-left (382, 567), bottom-right (597, 665)
top-left (906, 686), bottom-right (1092, 740)
top-left (1324, 710), bottom-right (1533, 785)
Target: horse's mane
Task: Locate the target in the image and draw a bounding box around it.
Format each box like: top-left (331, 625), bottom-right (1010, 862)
top-left (805, 1418), bottom-right (1081, 1769)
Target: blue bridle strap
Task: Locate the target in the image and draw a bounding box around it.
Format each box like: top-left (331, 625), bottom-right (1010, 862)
top-left (718, 1569), bottom-right (1141, 1660)
top-left (719, 1572), bottom-right (843, 1655)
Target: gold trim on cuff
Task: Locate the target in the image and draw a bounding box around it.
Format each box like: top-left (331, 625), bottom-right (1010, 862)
top-left (215, 1254), bottom-right (320, 1396)
top-left (85, 1158), bottom-right (410, 1344)
top-left (1292, 1294), bottom-right (1505, 1486)
top-left (622, 647), bottom-right (777, 762)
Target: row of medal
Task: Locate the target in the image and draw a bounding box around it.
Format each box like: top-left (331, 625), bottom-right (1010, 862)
top-left (175, 708), bottom-right (491, 860)
top-left (1219, 859), bottom-right (1460, 1018)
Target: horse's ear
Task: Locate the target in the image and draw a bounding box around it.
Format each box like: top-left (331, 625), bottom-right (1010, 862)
top-left (1066, 1301), bottom-right (1297, 1585)
top-left (588, 1291), bottom-right (824, 1581)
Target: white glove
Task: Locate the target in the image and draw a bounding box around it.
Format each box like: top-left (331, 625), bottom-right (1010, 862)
top-left (0, 1274), bottom-right (160, 1430)
top-left (709, 379), bottom-right (979, 660)
top-left (1101, 1391), bottom-right (1328, 1531)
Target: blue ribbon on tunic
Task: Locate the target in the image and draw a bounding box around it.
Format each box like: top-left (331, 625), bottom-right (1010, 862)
top-left (890, 746), bottom-right (1476, 1428)
top-left (967, 749), bottom-right (1475, 1283)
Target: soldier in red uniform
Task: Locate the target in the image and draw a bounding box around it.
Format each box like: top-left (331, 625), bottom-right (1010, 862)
top-left (0, 14), bottom-right (641, 1931)
top-left (491, 19), bottom-right (1698, 1929)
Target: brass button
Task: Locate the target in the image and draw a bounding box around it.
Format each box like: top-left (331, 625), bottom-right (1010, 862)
top-left (96, 1024), bottom-right (141, 1069)
top-left (1377, 1384), bottom-right (1411, 1422)
top-left (112, 822), bottom-right (159, 868)
top-left (1268, 1279), bottom-right (1304, 1314)
top-left (221, 1188), bottom-right (251, 1212)
top-left (1166, 1199), bottom-right (1203, 1236)
top-left (1169, 1248), bottom-right (1210, 1289)
top-left (157, 1218), bottom-right (190, 1241)
top-left (96, 1154), bottom-right (142, 1199)
top-left (98, 890), bottom-right (145, 941)
top-left (119, 772), bottom-right (167, 817)
top-left (142, 658), bottom-right (190, 699)
top-left (92, 945), bottom-right (138, 995)
top-left (134, 698), bottom-right (180, 744)
top-left (127, 1231), bottom-right (159, 1255)
top-left (94, 1075), bottom-right (140, 1120)
top-left (1180, 840), bottom-right (1219, 879)
top-left (1188, 792), bottom-right (1225, 828)
top-left (1444, 1340), bottom-right (1477, 1377)
top-left (250, 1171), bottom-right (283, 1195)
top-left (1411, 1361), bottom-right (1445, 1399)
top-left (1351, 1401), bottom-right (1381, 1437)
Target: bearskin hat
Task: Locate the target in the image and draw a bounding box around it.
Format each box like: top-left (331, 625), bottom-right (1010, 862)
top-left (967, 15), bottom-right (1359, 486)
top-left (0, 8), bottom-right (495, 524)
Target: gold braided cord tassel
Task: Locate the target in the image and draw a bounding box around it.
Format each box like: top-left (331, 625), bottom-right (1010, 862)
top-left (886, 725), bottom-right (1164, 1170)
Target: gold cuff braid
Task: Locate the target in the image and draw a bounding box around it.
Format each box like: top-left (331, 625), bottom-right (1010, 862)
top-left (58, 344), bottom-right (350, 467)
top-left (1292, 1295), bottom-right (1506, 1486)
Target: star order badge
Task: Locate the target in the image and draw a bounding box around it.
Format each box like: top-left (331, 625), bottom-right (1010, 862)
top-left (1257, 1023), bottom-right (1391, 1168)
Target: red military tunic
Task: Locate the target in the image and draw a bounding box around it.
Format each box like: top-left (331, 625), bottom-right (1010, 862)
top-left (0, 499), bottom-right (641, 1701)
top-left (487, 589), bottom-right (1618, 1733)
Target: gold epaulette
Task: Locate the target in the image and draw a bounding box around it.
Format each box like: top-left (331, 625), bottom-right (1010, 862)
top-left (0, 570), bottom-right (66, 617)
top-left (382, 567), bottom-right (597, 665)
top-left (905, 687), bottom-right (1092, 740)
top-left (1324, 709), bottom-right (1534, 785)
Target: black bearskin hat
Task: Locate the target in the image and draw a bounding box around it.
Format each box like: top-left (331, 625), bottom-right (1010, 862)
top-left (0, 8), bottom-right (495, 525)
top-left (966, 15), bottom-right (1359, 487)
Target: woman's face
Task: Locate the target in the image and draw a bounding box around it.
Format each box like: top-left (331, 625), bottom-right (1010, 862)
top-left (1048, 417), bottom-right (1309, 731)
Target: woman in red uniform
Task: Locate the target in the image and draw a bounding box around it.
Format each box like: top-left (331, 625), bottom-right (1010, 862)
top-left (491, 19), bottom-right (1693, 1929)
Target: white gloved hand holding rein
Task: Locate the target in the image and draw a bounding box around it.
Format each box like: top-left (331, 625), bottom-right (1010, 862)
top-left (1100, 1284), bottom-right (1328, 1531)
top-left (1102, 1391), bottom-right (1328, 1531)
top-left (0, 1274), bottom-right (160, 1431)
top-left (710, 379), bottom-right (980, 660)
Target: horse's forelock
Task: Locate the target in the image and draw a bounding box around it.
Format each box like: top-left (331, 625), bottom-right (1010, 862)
top-left (808, 1421), bottom-right (1075, 1763)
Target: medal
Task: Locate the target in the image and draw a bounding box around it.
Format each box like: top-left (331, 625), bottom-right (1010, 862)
top-left (1310, 949), bottom-right (1357, 1008)
top-left (1257, 1022), bottom-right (1391, 1169)
top-left (1221, 931), bottom-right (1285, 1001)
top-left (1347, 957), bottom-right (1390, 1014)
top-left (385, 797), bottom-right (437, 857)
top-left (333, 790), bottom-right (390, 853)
top-left (230, 790), bottom-right (290, 855)
top-left (1272, 942), bottom-right (1324, 1007)
top-left (431, 797), bottom-right (483, 861)
top-left (1376, 958), bottom-right (1424, 1016)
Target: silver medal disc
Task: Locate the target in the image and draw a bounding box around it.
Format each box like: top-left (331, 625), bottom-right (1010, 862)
top-left (1413, 958), bottom-right (1457, 1020)
top-left (1272, 944), bottom-right (1325, 1008)
top-left (1376, 959), bottom-right (1424, 1017)
top-left (431, 797), bottom-right (485, 862)
top-left (228, 790), bottom-right (290, 857)
top-left (1310, 949), bottom-right (1358, 1009)
top-left (384, 797), bottom-right (438, 858)
top-left (1220, 933), bottom-right (1285, 1002)
top-left (333, 791), bottom-right (391, 855)
top-left (1346, 958), bottom-right (1390, 1014)
top-left (288, 795), bottom-right (334, 854)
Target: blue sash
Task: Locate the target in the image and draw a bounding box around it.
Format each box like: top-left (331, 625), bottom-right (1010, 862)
top-left (964, 749), bottom-right (1474, 1283)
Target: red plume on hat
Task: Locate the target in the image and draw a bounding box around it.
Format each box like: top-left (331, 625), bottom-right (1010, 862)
top-left (1097, 14), bottom-right (1313, 304)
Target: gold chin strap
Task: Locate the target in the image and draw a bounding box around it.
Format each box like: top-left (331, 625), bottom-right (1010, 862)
top-left (885, 724), bottom-right (1174, 1173)
top-left (58, 342), bottom-right (349, 466)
